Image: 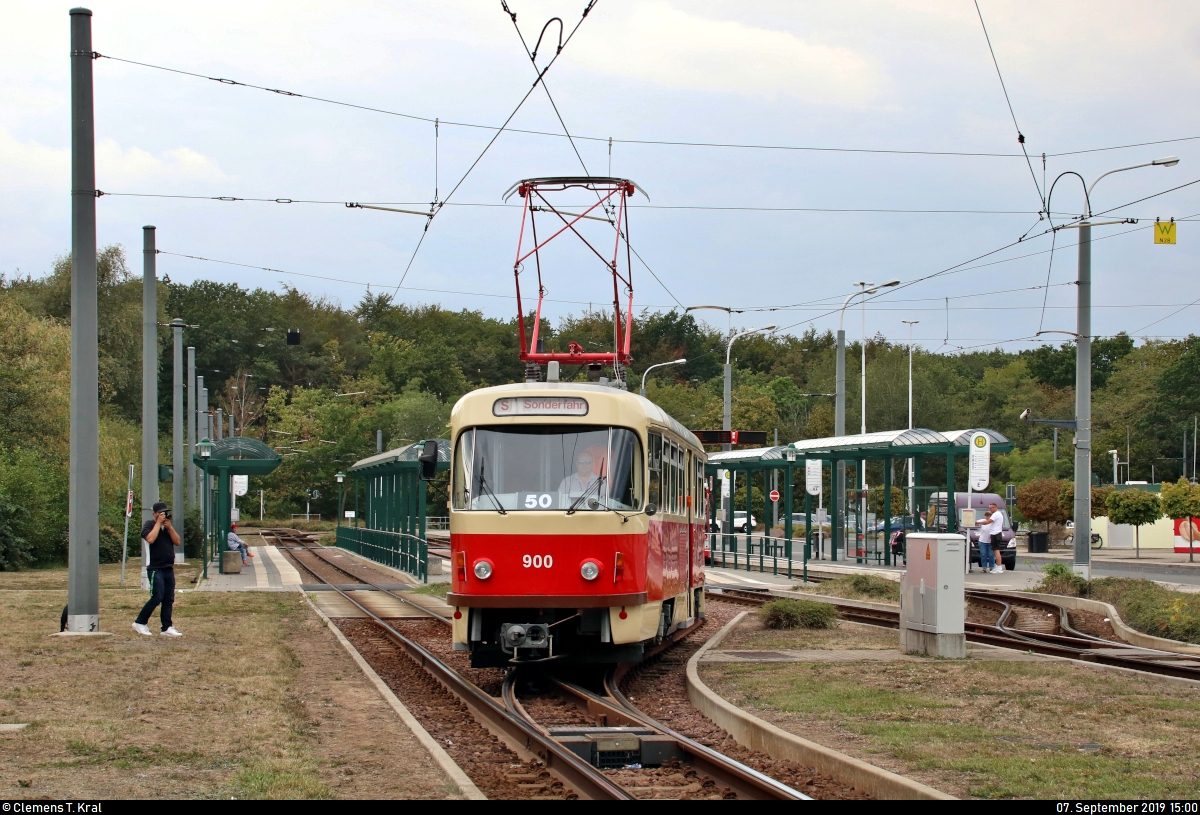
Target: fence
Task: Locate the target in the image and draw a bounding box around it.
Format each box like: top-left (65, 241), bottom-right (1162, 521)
top-left (290, 513), bottom-right (322, 521)
top-left (335, 526), bottom-right (428, 582)
top-left (426, 516), bottom-right (449, 530)
top-left (708, 532), bottom-right (815, 582)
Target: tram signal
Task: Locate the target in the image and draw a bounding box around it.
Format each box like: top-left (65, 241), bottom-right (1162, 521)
top-left (286, 329), bottom-right (301, 345)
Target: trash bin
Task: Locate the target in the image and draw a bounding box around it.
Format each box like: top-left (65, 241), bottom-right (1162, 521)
top-left (1027, 531), bottom-right (1049, 553)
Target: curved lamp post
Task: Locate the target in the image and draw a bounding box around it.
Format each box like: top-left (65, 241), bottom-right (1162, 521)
top-left (335, 471), bottom-right (346, 528)
top-left (197, 437), bottom-right (213, 578)
top-left (639, 358), bottom-right (686, 398)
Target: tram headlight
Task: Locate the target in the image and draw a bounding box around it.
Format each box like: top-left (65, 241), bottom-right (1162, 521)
top-left (473, 559), bottom-right (493, 580)
top-left (580, 560), bottom-right (601, 581)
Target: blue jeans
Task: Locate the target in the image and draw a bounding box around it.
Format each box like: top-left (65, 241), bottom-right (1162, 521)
top-left (136, 567), bottom-right (175, 631)
top-left (979, 539), bottom-right (995, 570)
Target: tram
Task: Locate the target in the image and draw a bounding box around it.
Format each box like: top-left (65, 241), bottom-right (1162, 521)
top-left (447, 378), bottom-right (708, 666)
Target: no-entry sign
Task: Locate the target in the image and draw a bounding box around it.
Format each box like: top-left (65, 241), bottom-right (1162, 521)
top-left (769, 489), bottom-right (780, 503)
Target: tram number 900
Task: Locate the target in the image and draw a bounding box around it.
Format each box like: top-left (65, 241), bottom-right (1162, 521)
top-left (521, 492), bottom-right (555, 509)
top-left (523, 554), bottom-right (553, 569)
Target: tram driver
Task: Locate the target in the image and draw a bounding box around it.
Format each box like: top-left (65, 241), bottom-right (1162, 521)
top-left (557, 451), bottom-right (600, 498)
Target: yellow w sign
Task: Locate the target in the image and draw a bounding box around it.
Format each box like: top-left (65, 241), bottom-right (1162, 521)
top-left (1155, 220), bottom-right (1177, 244)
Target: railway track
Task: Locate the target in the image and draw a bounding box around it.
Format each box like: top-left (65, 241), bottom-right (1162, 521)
top-left (705, 585), bottom-right (1200, 681)
top-left (282, 542), bottom-right (813, 799)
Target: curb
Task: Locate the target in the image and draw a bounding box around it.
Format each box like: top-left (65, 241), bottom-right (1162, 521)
top-left (1019, 591), bottom-right (1200, 655)
top-left (299, 589), bottom-right (486, 800)
top-left (686, 610), bottom-right (955, 800)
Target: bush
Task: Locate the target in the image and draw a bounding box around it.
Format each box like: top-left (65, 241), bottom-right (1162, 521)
top-left (1089, 578), bottom-right (1200, 645)
top-left (98, 522), bottom-right (125, 564)
top-left (759, 598), bottom-right (838, 630)
top-left (1032, 562), bottom-right (1088, 597)
top-left (182, 505), bottom-right (203, 559)
top-left (0, 492), bottom-right (31, 570)
top-left (797, 573), bottom-right (901, 602)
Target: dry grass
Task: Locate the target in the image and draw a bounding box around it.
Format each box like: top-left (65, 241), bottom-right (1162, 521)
top-left (721, 617), bottom-right (898, 651)
top-left (0, 563), bottom-right (457, 799)
top-left (792, 573), bottom-right (901, 603)
top-left (703, 618), bottom-right (1200, 799)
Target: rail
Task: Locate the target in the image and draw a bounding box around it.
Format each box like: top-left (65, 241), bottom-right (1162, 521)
top-left (704, 587), bottom-right (1200, 681)
top-left (335, 525), bottom-right (429, 583)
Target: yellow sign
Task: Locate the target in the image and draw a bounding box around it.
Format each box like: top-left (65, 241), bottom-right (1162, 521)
top-left (1155, 220), bottom-right (1177, 244)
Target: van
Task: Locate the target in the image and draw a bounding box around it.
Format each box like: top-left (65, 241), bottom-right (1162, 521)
top-left (928, 492), bottom-right (1016, 571)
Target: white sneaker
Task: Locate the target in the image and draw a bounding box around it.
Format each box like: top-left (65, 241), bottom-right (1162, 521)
top-left (161, 627), bottom-right (183, 637)
top-left (132, 622), bottom-right (152, 636)
top-left (991, 567), bottom-right (1004, 574)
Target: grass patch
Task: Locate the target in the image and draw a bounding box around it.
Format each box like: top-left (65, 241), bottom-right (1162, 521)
top-left (233, 761), bottom-right (334, 800)
top-left (1032, 565), bottom-right (1200, 644)
top-left (759, 598), bottom-right (838, 629)
top-left (793, 573), bottom-right (901, 603)
top-left (410, 582), bottom-right (450, 599)
top-left (703, 655), bottom-right (1200, 799)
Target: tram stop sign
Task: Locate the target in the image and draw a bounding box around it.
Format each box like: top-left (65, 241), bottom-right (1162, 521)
top-left (769, 489), bottom-right (780, 503)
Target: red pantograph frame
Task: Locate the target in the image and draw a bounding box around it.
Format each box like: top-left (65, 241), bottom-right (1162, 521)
top-left (508, 177), bottom-right (638, 367)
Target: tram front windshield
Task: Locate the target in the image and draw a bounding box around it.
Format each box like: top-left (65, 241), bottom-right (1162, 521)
top-left (453, 426), bottom-right (643, 512)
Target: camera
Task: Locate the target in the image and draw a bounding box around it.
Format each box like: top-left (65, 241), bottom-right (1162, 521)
top-left (161, 509), bottom-right (172, 520)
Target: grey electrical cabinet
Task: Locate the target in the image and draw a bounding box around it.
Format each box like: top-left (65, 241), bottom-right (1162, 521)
top-left (899, 533), bottom-right (966, 658)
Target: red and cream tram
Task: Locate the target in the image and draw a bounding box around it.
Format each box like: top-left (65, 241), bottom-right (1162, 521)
top-left (447, 382), bottom-right (708, 666)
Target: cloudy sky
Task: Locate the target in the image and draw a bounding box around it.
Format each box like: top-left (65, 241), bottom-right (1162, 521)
top-left (3, 1), bottom-right (1199, 350)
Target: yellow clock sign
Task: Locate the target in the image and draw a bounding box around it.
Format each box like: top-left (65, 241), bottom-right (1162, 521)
top-left (1155, 219), bottom-right (1177, 244)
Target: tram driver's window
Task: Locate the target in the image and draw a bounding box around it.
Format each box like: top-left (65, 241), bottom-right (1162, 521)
top-left (648, 432), bottom-right (662, 509)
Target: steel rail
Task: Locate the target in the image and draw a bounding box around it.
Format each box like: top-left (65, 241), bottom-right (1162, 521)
top-left (291, 544), bottom-right (631, 800)
top-left (703, 588), bottom-right (1200, 681)
top-left (599, 669), bottom-right (810, 799)
top-left (282, 541), bottom-right (452, 625)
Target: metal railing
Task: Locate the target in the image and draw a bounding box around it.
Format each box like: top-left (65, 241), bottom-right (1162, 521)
top-left (335, 526), bottom-right (428, 583)
top-left (426, 516), bottom-right (449, 530)
top-left (707, 532), bottom-right (814, 582)
top-left (291, 513), bottom-right (322, 521)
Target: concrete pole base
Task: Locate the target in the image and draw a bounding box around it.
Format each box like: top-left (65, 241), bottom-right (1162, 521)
top-left (51, 630), bottom-right (113, 637)
top-left (901, 629), bottom-right (966, 659)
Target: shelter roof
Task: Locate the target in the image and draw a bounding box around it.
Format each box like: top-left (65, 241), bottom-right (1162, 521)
top-left (941, 428), bottom-right (1015, 452)
top-left (192, 436), bottom-right (282, 476)
top-left (348, 439), bottom-right (452, 476)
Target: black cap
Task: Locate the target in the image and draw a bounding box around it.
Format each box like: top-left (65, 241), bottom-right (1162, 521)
top-left (152, 502), bottom-right (168, 513)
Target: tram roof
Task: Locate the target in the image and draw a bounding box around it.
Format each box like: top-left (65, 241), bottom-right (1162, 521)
top-left (706, 427), bottom-right (1013, 470)
top-left (451, 382), bottom-right (703, 451)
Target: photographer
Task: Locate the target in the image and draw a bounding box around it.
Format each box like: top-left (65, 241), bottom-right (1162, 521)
top-left (132, 502), bottom-right (183, 638)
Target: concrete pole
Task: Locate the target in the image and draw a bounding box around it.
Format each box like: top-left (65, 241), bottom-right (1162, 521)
top-left (141, 225), bottom-right (158, 591)
top-left (216, 408), bottom-right (223, 441)
top-left (377, 429), bottom-right (383, 453)
top-left (1073, 223), bottom-right (1092, 579)
top-left (229, 412), bottom-right (234, 438)
top-left (172, 318), bottom-right (185, 563)
top-left (835, 328), bottom-right (846, 558)
top-left (187, 349), bottom-right (196, 507)
top-left (723, 359), bottom-right (733, 536)
top-left (67, 7), bottom-right (100, 633)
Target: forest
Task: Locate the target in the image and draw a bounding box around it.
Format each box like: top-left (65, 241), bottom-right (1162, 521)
top-left (2, 244), bottom-right (1199, 567)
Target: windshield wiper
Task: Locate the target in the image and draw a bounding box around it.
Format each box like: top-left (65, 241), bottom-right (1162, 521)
top-left (566, 476), bottom-right (607, 515)
top-left (476, 461), bottom-right (507, 515)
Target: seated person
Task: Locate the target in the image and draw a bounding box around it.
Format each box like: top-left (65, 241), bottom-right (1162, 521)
top-left (557, 452), bottom-right (600, 498)
top-left (227, 523), bottom-right (254, 565)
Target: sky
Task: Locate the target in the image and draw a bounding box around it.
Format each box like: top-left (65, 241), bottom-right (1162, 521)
top-left (3, 0), bottom-right (1200, 351)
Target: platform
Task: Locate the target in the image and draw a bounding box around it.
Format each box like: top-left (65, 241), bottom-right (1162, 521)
top-left (196, 545), bottom-right (304, 591)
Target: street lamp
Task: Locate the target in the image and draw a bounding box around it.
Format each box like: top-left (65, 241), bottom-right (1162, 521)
top-left (639, 359), bottom-right (687, 398)
top-left (196, 437), bottom-right (213, 578)
top-left (834, 280), bottom-right (899, 559)
top-left (1047, 156), bottom-right (1179, 579)
top-left (335, 471), bottom-right (346, 528)
top-left (901, 319), bottom-right (920, 513)
top-left (722, 325), bottom-right (776, 538)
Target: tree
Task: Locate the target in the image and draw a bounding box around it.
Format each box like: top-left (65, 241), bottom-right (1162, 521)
top-left (1160, 477), bottom-right (1200, 563)
top-left (1056, 482), bottom-right (1115, 521)
top-left (1106, 488), bottom-right (1162, 558)
top-left (1016, 478), bottom-right (1067, 532)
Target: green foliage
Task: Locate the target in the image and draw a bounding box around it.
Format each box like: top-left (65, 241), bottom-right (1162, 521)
top-left (1106, 488), bottom-right (1162, 528)
top-left (0, 492), bottom-right (31, 570)
top-left (1056, 482), bottom-right (1115, 520)
top-left (803, 573), bottom-right (901, 602)
top-left (1160, 477), bottom-right (1200, 523)
top-left (759, 598), bottom-right (839, 629)
top-left (1089, 578), bottom-right (1200, 645)
top-left (1033, 563), bottom-right (1089, 597)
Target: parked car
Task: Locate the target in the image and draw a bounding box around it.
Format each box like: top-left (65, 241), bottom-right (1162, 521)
top-left (708, 511), bottom-right (757, 533)
top-left (927, 491), bottom-right (1017, 571)
top-left (871, 515), bottom-right (922, 533)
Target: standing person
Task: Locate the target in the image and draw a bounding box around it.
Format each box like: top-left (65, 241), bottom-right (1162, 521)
top-left (976, 502), bottom-right (1003, 575)
top-left (133, 502), bottom-right (183, 637)
top-left (985, 502), bottom-right (1006, 573)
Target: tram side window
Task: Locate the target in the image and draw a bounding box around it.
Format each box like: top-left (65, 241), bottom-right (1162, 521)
top-left (648, 432), bottom-right (662, 510)
top-left (672, 444), bottom-right (683, 515)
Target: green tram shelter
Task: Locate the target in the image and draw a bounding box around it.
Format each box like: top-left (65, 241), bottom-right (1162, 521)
top-left (705, 428), bottom-right (1013, 572)
top-left (335, 439), bottom-right (451, 583)
top-left (193, 437), bottom-right (282, 576)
